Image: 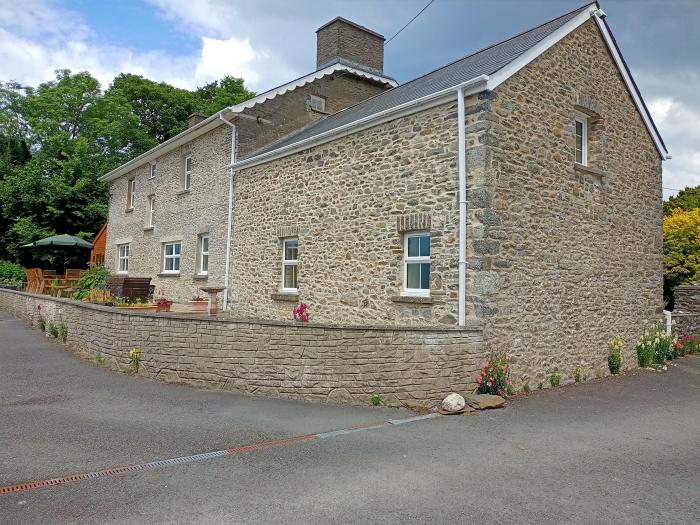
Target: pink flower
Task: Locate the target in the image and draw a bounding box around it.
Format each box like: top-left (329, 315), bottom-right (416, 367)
top-left (682, 333), bottom-right (690, 342)
top-left (486, 381), bottom-right (492, 387)
top-left (476, 374), bottom-right (482, 383)
top-left (490, 376), bottom-right (495, 382)
top-left (507, 379), bottom-right (513, 386)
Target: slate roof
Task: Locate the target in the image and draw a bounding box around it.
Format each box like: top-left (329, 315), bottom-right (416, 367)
top-left (242, 3), bottom-right (592, 160)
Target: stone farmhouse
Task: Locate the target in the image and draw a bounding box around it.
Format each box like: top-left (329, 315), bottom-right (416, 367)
top-left (101, 2), bottom-right (668, 380)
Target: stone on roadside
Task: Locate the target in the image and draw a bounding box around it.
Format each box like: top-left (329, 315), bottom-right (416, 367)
top-left (465, 394), bottom-right (506, 409)
top-left (441, 393), bottom-right (466, 412)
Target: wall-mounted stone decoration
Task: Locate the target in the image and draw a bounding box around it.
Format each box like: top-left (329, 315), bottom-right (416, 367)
top-left (277, 225), bottom-right (300, 238)
top-left (397, 213), bottom-right (431, 233)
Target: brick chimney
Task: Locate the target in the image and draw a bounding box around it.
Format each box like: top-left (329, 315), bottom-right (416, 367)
top-left (316, 17), bottom-right (385, 74)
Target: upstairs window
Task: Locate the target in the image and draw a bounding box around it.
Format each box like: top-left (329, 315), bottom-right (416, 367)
top-left (574, 113), bottom-right (588, 166)
top-left (183, 156), bottom-right (193, 190)
top-left (404, 233), bottom-right (430, 296)
top-left (117, 243), bottom-right (129, 273)
top-left (127, 179), bottom-right (136, 209)
top-left (147, 195), bottom-right (155, 227)
top-left (163, 241), bottom-right (181, 273)
top-left (149, 164), bottom-right (156, 179)
top-left (309, 95), bottom-right (326, 113)
top-left (282, 238), bottom-right (298, 292)
top-left (198, 234), bottom-right (209, 275)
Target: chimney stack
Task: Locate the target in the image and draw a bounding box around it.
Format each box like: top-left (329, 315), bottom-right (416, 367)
top-left (316, 17), bottom-right (385, 74)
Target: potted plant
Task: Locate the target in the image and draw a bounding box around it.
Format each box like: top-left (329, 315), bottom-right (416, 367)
top-left (190, 295), bottom-right (208, 312)
top-left (155, 297), bottom-right (174, 313)
top-left (113, 297), bottom-right (157, 312)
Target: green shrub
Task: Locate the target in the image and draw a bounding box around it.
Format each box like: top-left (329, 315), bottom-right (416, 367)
top-left (574, 367), bottom-right (583, 383)
top-left (522, 383), bottom-right (530, 393)
top-left (73, 265), bottom-right (110, 300)
top-left (549, 372), bottom-right (561, 388)
top-left (47, 321), bottom-right (59, 338)
top-left (607, 336), bottom-right (624, 375)
top-left (37, 314), bottom-right (46, 332)
top-left (0, 260), bottom-right (25, 282)
top-left (636, 326), bottom-right (674, 366)
top-left (95, 352), bottom-right (105, 365)
top-left (57, 323), bottom-right (68, 343)
top-left (370, 393), bottom-right (381, 406)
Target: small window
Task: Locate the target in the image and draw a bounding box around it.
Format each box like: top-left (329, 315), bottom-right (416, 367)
top-left (127, 179), bottom-right (136, 209)
top-left (198, 234), bottom-right (209, 275)
top-left (163, 242), bottom-right (181, 273)
top-left (183, 156), bottom-right (193, 190)
top-left (282, 238), bottom-right (298, 292)
top-left (149, 164), bottom-right (156, 179)
top-left (404, 233), bottom-right (430, 296)
top-left (117, 243), bottom-right (129, 273)
top-left (574, 114), bottom-right (588, 166)
top-left (147, 195), bottom-right (155, 227)
top-left (309, 95), bottom-right (326, 113)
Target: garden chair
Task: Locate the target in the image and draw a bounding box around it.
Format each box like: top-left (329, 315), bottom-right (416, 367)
top-left (63, 269), bottom-right (82, 297)
top-left (38, 270), bottom-right (53, 295)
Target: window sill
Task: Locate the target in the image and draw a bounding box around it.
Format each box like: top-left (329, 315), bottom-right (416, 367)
top-left (573, 163), bottom-right (604, 178)
top-left (176, 189), bottom-right (191, 196)
top-left (157, 272), bottom-right (180, 278)
top-left (125, 207), bottom-right (134, 213)
top-left (271, 292), bottom-right (299, 302)
top-left (143, 226), bottom-right (154, 231)
top-left (193, 273), bottom-right (208, 280)
top-left (391, 295), bottom-right (433, 305)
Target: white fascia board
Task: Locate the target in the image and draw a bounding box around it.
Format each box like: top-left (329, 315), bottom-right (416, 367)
top-left (486, 3), bottom-right (668, 159)
top-left (99, 64), bottom-right (397, 182)
top-left (486, 4), bottom-right (598, 90)
top-left (232, 75), bottom-right (490, 171)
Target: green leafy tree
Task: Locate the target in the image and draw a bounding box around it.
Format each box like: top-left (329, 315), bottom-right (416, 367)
top-left (663, 207), bottom-right (700, 308)
top-left (196, 76), bottom-right (255, 115)
top-left (664, 186), bottom-right (700, 216)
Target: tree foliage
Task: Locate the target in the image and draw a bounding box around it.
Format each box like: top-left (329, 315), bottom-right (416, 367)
top-left (663, 206), bottom-right (700, 308)
top-left (0, 69), bottom-right (254, 267)
top-left (663, 186), bottom-right (700, 216)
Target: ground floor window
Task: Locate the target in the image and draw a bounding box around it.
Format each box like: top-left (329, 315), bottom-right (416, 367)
top-left (117, 243), bottom-right (129, 273)
top-left (282, 238), bottom-right (298, 292)
top-left (404, 233), bottom-right (430, 295)
top-left (163, 241), bottom-right (181, 273)
top-left (198, 234), bottom-right (209, 275)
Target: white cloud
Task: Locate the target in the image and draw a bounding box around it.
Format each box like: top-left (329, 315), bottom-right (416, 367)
top-left (0, 0), bottom-right (299, 93)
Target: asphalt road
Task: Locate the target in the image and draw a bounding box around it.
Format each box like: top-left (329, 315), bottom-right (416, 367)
top-left (1, 311), bottom-right (698, 524)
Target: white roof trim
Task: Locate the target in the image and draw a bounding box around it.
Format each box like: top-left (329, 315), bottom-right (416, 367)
top-left (99, 64), bottom-right (396, 182)
top-left (487, 3), bottom-right (668, 158)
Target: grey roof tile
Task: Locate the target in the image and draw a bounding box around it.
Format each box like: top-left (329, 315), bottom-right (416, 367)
top-left (242, 3), bottom-right (592, 160)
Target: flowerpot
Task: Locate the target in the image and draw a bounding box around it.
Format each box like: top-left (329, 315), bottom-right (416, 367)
top-left (155, 304), bottom-right (171, 313)
top-left (190, 300), bottom-right (208, 312)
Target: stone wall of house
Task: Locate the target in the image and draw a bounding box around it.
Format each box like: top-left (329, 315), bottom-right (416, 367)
top-left (0, 289), bottom-right (484, 408)
top-left (106, 125), bottom-right (231, 303)
top-left (673, 284), bottom-right (700, 313)
top-left (237, 72), bottom-right (388, 158)
top-left (465, 19), bottom-right (664, 387)
top-left (105, 73), bottom-right (389, 303)
top-left (231, 96), bottom-right (484, 326)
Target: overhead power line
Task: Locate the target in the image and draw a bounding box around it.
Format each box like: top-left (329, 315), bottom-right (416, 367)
top-left (385, 0), bottom-right (435, 46)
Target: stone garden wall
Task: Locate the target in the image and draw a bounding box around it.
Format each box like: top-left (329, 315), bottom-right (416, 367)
top-left (672, 284), bottom-right (700, 335)
top-left (0, 289), bottom-right (484, 408)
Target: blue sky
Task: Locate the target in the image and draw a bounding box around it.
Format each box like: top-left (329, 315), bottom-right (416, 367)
top-left (1, 0), bottom-right (698, 197)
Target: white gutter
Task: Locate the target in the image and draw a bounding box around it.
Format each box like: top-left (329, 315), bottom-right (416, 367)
top-left (457, 86), bottom-right (467, 327)
top-left (219, 113), bottom-right (237, 310)
top-left (233, 75), bottom-right (490, 171)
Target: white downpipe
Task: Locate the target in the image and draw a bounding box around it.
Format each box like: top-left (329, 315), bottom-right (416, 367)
top-left (457, 86), bottom-right (467, 327)
top-left (219, 114), bottom-right (237, 310)
top-left (663, 310), bottom-right (672, 335)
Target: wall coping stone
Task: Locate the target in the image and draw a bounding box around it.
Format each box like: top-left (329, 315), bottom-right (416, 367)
top-left (0, 288), bottom-right (483, 332)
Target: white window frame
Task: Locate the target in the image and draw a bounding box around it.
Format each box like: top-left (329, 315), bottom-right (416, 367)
top-left (574, 112), bottom-right (588, 166)
top-left (128, 179), bottom-right (136, 209)
top-left (183, 156), bottom-right (193, 190)
top-left (149, 163), bottom-right (156, 179)
top-left (198, 234), bottom-right (209, 275)
top-left (281, 238), bottom-right (299, 292)
top-left (117, 243), bottom-right (129, 274)
top-left (162, 241), bottom-right (181, 274)
top-left (147, 195), bottom-right (155, 227)
top-left (403, 233), bottom-right (431, 297)
top-left (309, 94), bottom-right (326, 112)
